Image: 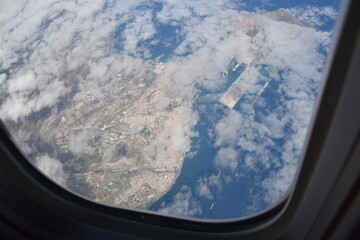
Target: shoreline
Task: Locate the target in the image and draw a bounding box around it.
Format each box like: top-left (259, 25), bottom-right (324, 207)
top-left (146, 114), bottom-right (199, 210)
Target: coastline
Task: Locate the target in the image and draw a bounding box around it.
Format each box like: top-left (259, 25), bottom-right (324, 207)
top-left (146, 107), bottom-right (199, 210)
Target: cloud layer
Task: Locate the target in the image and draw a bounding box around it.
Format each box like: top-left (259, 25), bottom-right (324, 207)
top-left (35, 155), bottom-right (67, 186)
top-left (0, 0), bottom-right (338, 218)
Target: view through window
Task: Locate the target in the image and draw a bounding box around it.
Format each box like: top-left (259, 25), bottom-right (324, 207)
top-left (0, 0), bottom-right (341, 219)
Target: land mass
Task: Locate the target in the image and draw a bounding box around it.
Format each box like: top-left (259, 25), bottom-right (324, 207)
top-left (2, 9), bottom-right (306, 210)
top-left (11, 60), bottom-right (196, 209)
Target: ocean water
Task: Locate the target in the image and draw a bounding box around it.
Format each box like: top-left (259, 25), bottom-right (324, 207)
top-left (149, 63), bottom-right (283, 219)
top-left (113, 0), bottom-right (340, 219)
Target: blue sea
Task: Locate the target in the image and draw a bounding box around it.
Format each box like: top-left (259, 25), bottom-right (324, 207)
top-left (149, 63), bottom-right (285, 218)
top-left (113, 0), bottom-right (341, 219)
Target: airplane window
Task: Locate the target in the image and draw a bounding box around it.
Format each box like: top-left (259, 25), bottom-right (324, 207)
top-left (0, 0), bottom-right (342, 220)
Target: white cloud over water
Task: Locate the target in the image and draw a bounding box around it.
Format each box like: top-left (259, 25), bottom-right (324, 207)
top-left (289, 5), bottom-right (338, 28)
top-left (0, 0), bottom-right (337, 217)
top-left (214, 147), bottom-right (239, 172)
top-left (159, 185), bottom-right (202, 217)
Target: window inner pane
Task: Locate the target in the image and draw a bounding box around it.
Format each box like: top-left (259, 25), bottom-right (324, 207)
top-left (0, 0), bottom-right (341, 219)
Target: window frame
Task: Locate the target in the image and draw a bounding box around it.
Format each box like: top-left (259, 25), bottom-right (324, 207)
top-left (0, 0), bottom-right (359, 239)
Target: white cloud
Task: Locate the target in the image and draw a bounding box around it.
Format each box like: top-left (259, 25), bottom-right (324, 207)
top-left (213, 110), bottom-right (244, 147)
top-left (68, 129), bottom-right (95, 155)
top-left (0, 73), bottom-right (6, 86)
top-left (261, 163), bottom-right (297, 205)
top-left (35, 155), bottom-right (67, 186)
top-left (159, 185), bottom-right (202, 217)
top-left (214, 147), bottom-right (239, 171)
top-left (0, 0), bottom-right (141, 121)
top-left (207, 8), bottom-right (332, 205)
top-left (121, 10), bottom-right (156, 58)
top-left (196, 178), bottom-right (214, 200)
top-left (0, 0), bottom-right (337, 215)
top-left (7, 71), bottom-right (36, 93)
top-left (195, 174), bottom-right (223, 200)
top-left (289, 6), bottom-right (338, 28)
top-left (0, 76), bottom-right (65, 121)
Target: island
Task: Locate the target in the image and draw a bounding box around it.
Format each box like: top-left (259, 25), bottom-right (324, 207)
top-left (14, 60), bottom-right (197, 209)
